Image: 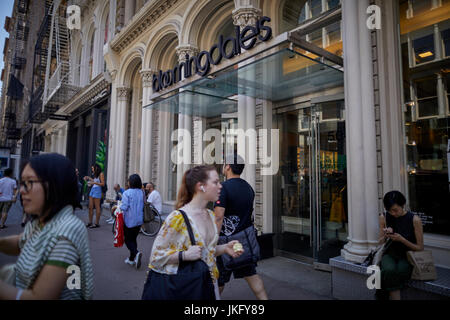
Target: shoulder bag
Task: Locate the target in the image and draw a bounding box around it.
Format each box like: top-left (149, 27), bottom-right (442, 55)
top-left (219, 224), bottom-right (261, 270)
top-left (141, 210), bottom-right (215, 300)
top-left (407, 250), bottom-right (437, 281)
top-left (362, 239), bottom-right (392, 267)
top-left (142, 191), bottom-right (156, 223)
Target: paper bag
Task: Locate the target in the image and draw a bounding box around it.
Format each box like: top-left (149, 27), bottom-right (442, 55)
top-left (407, 250), bottom-right (437, 281)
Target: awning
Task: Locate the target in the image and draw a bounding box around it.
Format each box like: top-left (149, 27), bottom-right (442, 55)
top-left (144, 47), bottom-right (343, 117)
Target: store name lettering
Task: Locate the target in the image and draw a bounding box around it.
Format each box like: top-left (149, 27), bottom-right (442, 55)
top-left (152, 16), bottom-right (272, 92)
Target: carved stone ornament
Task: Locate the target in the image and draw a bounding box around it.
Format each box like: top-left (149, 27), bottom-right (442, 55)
top-left (117, 87), bottom-right (131, 101)
top-left (140, 69), bottom-right (156, 87)
top-left (176, 45), bottom-right (199, 63)
top-left (232, 7), bottom-right (262, 27)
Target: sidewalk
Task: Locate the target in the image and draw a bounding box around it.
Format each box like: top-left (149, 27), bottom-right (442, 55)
top-left (0, 201), bottom-right (334, 300)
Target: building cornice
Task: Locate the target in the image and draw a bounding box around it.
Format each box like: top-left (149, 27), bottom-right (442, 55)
top-left (110, 0), bottom-right (180, 54)
top-left (56, 74), bottom-right (110, 116)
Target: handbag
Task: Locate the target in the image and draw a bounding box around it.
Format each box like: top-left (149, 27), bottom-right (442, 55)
top-left (0, 264), bottom-right (16, 285)
top-left (141, 210), bottom-right (215, 300)
top-left (142, 191), bottom-right (155, 223)
top-left (407, 250), bottom-right (437, 281)
top-left (362, 239), bottom-right (392, 267)
top-left (219, 225), bottom-right (260, 270)
top-left (113, 206), bottom-right (124, 247)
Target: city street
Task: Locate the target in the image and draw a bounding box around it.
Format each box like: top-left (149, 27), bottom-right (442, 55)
top-left (0, 201), bottom-right (333, 300)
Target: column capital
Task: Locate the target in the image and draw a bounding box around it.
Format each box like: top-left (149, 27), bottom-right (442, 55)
top-left (116, 87), bottom-right (131, 101)
top-left (232, 7), bottom-right (262, 28)
top-left (176, 44), bottom-right (199, 63)
top-left (140, 69), bottom-right (156, 87)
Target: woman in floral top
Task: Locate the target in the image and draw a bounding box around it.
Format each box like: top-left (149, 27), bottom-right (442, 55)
top-left (148, 165), bottom-right (242, 300)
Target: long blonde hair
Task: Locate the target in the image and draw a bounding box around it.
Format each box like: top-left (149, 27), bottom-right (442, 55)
top-left (175, 165), bottom-right (217, 209)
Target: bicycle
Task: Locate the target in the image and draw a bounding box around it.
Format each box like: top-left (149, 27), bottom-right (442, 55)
top-left (141, 203), bottom-right (162, 237)
top-left (111, 202), bottom-right (162, 237)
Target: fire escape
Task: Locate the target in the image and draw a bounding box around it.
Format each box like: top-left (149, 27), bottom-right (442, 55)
top-left (4, 0), bottom-right (29, 145)
top-left (28, 0), bottom-right (53, 124)
top-left (29, 0), bottom-right (79, 124)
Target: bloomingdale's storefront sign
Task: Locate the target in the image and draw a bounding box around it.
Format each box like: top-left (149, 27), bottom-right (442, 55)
top-left (152, 16), bottom-right (272, 92)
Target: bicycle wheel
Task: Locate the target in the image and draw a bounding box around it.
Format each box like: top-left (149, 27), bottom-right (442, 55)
top-left (141, 211), bottom-right (162, 236)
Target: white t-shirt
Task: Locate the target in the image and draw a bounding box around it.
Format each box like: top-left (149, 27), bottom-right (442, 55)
top-left (147, 190), bottom-right (162, 214)
top-left (0, 177), bottom-right (17, 202)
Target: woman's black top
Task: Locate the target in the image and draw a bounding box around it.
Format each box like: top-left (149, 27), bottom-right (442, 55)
top-left (385, 211), bottom-right (417, 259)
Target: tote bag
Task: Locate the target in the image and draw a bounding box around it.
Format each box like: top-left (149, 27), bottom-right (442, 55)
top-left (141, 210), bottom-right (215, 300)
top-left (407, 250), bottom-right (437, 281)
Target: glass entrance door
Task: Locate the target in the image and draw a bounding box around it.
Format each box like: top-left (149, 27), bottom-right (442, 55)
top-left (274, 100), bottom-right (348, 263)
top-left (313, 101), bottom-right (348, 263)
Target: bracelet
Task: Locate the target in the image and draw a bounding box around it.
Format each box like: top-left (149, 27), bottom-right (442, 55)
top-left (179, 251), bottom-right (183, 263)
top-left (16, 288), bottom-right (23, 300)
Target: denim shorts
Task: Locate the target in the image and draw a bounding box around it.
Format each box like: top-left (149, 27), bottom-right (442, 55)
top-left (89, 186), bottom-right (102, 199)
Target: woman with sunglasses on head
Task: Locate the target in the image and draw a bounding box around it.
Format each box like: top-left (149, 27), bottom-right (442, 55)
top-left (84, 163), bottom-right (105, 228)
top-left (146, 165), bottom-right (243, 300)
top-left (0, 153), bottom-right (94, 300)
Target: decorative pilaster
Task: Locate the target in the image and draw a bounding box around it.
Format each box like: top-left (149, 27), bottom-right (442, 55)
top-left (232, 3), bottom-right (260, 190)
top-left (340, 0), bottom-right (379, 263)
top-left (139, 69), bottom-right (156, 182)
top-left (116, 87), bottom-right (131, 187)
top-left (175, 45), bottom-right (197, 191)
top-left (115, 0), bottom-right (125, 33)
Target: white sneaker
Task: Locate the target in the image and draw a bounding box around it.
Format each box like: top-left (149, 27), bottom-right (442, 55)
top-left (135, 252), bottom-right (142, 269)
top-left (124, 258), bottom-right (135, 266)
top-left (106, 217), bottom-right (113, 223)
top-left (107, 220), bottom-right (115, 225)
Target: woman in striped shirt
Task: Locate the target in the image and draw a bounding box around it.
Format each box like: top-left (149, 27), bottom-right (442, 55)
top-left (0, 153), bottom-right (94, 300)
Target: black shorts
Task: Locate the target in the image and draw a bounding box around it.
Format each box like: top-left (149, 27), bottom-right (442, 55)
top-left (217, 255), bottom-right (257, 287)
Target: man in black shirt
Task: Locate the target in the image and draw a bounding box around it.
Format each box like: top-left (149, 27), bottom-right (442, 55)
top-left (214, 154), bottom-right (268, 300)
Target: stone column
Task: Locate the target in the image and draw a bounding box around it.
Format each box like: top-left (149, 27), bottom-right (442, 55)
top-left (139, 69), bottom-right (155, 183)
top-left (116, 87), bottom-right (131, 187)
top-left (109, 0), bottom-right (116, 40)
top-left (124, 0), bottom-right (136, 26)
top-left (176, 45), bottom-right (198, 191)
top-left (232, 3), bottom-right (261, 190)
top-left (340, 0), bottom-right (379, 263)
top-left (105, 71), bottom-right (118, 199)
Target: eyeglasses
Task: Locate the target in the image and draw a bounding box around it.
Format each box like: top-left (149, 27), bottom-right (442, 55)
top-left (20, 180), bottom-right (42, 192)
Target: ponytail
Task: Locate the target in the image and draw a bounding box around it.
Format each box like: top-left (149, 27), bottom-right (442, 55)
top-left (175, 171), bottom-right (193, 209)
